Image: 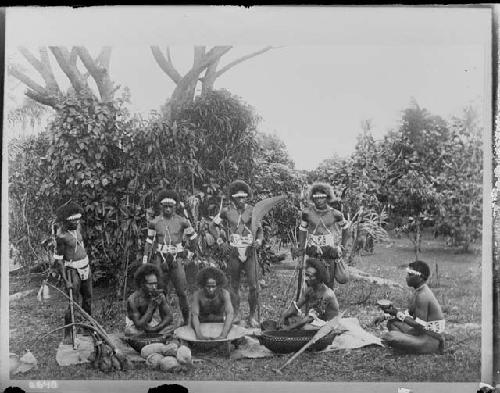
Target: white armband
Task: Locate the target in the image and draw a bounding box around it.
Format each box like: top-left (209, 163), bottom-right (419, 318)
top-left (189, 233), bottom-right (198, 241)
top-left (54, 254), bottom-right (64, 260)
top-left (146, 238), bottom-right (154, 244)
top-left (298, 222), bottom-right (308, 232)
top-left (142, 255), bottom-right (148, 264)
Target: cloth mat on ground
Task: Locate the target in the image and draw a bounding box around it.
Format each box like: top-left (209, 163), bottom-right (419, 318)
top-left (55, 333), bottom-right (145, 366)
top-left (231, 317), bottom-right (382, 360)
top-left (322, 317), bottom-right (383, 352)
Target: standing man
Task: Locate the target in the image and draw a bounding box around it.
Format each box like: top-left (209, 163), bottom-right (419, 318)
top-left (213, 180), bottom-right (263, 328)
top-left (296, 182), bottom-right (350, 290)
top-left (53, 202), bottom-right (92, 344)
top-left (143, 189), bottom-right (197, 326)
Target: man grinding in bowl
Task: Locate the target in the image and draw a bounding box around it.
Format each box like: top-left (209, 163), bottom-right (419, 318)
top-left (190, 266), bottom-right (235, 340)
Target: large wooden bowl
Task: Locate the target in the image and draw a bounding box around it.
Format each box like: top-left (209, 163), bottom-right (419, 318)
top-left (174, 323), bottom-right (247, 351)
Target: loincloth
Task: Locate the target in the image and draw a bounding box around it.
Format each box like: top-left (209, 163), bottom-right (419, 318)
top-left (65, 256), bottom-right (90, 281)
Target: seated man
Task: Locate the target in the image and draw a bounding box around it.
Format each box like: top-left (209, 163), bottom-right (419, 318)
top-left (381, 260), bottom-right (445, 354)
top-left (279, 258), bottom-right (339, 330)
top-left (190, 266), bottom-right (235, 340)
top-left (125, 264), bottom-right (174, 336)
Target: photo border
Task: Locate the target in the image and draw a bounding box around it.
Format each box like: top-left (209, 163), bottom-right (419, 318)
top-left (1, 5), bottom-right (495, 392)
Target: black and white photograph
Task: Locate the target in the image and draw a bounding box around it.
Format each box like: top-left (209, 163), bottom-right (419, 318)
top-left (1, 5), bottom-right (495, 393)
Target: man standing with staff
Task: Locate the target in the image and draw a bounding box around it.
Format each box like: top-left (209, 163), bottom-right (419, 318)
top-left (296, 182), bottom-right (350, 294)
top-left (143, 189), bottom-right (197, 326)
top-left (53, 202), bottom-right (92, 345)
top-left (212, 180), bottom-right (263, 328)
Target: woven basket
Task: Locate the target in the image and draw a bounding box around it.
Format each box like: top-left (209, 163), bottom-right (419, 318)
top-left (125, 333), bottom-right (167, 353)
top-left (257, 329), bottom-right (338, 354)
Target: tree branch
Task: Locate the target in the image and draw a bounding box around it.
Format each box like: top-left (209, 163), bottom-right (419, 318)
top-left (96, 46), bottom-right (112, 70)
top-left (49, 46), bottom-right (88, 93)
top-left (25, 90), bottom-right (57, 108)
top-left (9, 65), bottom-right (47, 96)
top-left (216, 46), bottom-right (273, 78)
top-left (150, 46), bottom-right (182, 83)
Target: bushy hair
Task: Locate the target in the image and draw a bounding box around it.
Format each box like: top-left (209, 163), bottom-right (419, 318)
top-left (409, 260), bottom-right (430, 281)
top-left (228, 180), bottom-right (252, 199)
top-left (134, 263), bottom-right (162, 288)
top-left (196, 266), bottom-right (228, 288)
top-left (308, 182), bottom-right (335, 203)
top-left (156, 189), bottom-right (179, 205)
top-left (55, 201), bottom-right (83, 222)
top-left (305, 258), bottom-right (329, 284)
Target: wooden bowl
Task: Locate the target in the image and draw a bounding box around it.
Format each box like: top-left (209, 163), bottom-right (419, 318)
top-left (174, 323), bottom-right (247, 351)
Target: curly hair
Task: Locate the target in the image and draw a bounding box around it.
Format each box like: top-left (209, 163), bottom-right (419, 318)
top-left (308, 182), bottom-right (335, 203)
top-left (409, 260), bottom-right (430, 281)
top-left (228, 180), bottom-right (252, 199)
top-left (305, 258), bottom-right (330, 284)
top-left (156, 189), bottom-right (179, 205)
top-left (55, 201), bottom-right (83, 222)
top-left (134, 263), bottom-right (162, 288)
top-left (196, 266), bottom-right (228, 288)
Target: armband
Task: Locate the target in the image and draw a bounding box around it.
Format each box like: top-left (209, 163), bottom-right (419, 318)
top-left (54, 254), bottom-right (64, 261)
top-left (189, 233), bottom-right (198, 241)
top-left (298, 226), bottom-right (308, 232)
top-left (396, 311), bottom-right (405, 322)
top-left (146, 238), bottom-right (154, 244)
top-left (216, 237), bottom-right (224, 246)
top-left (142, 255), bottom-right (148, 264)
top-left (339, 220), bottom-right (350, 229)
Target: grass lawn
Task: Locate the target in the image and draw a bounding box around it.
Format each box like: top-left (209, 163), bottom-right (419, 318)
top-left (9, 234), bottom-right (481, 382)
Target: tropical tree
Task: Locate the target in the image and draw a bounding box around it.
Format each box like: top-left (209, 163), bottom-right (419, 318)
top-left (8, 46), bottom-right (116, 108)
top-left (151, 46), bottom-right (273, 120)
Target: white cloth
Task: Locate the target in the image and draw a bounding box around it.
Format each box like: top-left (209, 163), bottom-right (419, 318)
top-left (415, 317), bottom-right (446, 334)
top-left (322, 317), bottom-right (383, 352)
top-left (64, 256), bottom-right (90, 280)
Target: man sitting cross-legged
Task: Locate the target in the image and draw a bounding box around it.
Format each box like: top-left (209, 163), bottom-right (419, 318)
top-left (125, 263), bottom-right (174, 337)
top-left (380, 260), bottom-right (446, 354)
top-left (279, 257), bottom-right (340, 331)
top-left (190, 266), bottom-right (235, 340)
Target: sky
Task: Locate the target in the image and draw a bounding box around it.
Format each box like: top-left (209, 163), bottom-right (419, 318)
top-left (4, 6), bottom-right (491, 170)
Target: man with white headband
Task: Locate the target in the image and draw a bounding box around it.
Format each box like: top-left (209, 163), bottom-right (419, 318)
top-left (142, 189), bottom-right (197, 325)
top-left (380, 260), bottom-right (446, 354)
top-left (212, 180), bottom-right (263, 328)
top-left (53, 201), bottom-right (92, 344)
top-left (296, 182), bottom-right (350, 290)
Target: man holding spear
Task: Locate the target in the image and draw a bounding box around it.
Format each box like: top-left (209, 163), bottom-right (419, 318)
top-left (53, 202), bottom-right (92, 346)
top-left (212, 180), bottom-right (263, 328)
top-left (295, 182), bottom-right (350, 298)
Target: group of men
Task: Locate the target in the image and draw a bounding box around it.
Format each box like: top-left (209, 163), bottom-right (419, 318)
top-left (52, 180), bottom-right (446, 354)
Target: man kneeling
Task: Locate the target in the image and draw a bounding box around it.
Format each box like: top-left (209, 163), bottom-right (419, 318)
top-left (279, 258), bottom-right (339, 330)
top-left (381, 260), bottom-right (445, 354)
top-left (125, 264), bottom-right (174, 336)
top-left (190, 266), bottom-right (235, 340)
